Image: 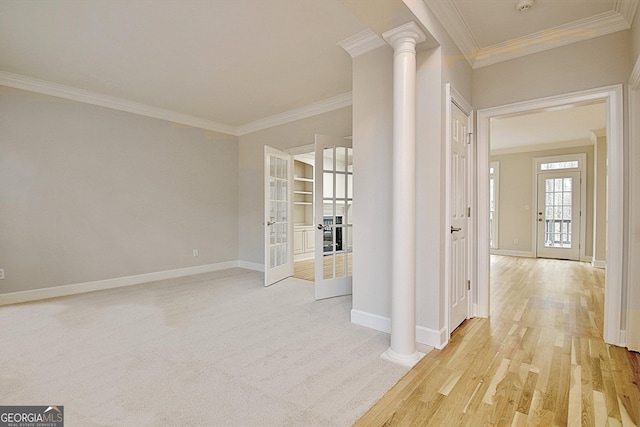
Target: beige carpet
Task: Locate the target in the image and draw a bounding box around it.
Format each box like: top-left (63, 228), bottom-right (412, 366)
top-left (0, 268), bottom-right (409, 426)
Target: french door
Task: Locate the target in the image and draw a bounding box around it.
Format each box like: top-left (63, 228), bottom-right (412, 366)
top-left (264, 146), bottom-right (293, 286)
top-left (536, 171), bottom-right (581, 261)
top-left (314, 134), bottom-right (353, 300)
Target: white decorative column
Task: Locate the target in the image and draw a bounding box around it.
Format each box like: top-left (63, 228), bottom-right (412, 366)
top-left (381, 22), bottom-right (426, 367)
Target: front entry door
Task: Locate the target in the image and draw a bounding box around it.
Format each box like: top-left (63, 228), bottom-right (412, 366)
top-left (536, 171), bottom-right (581, 261)
top-left (264, 146), bottom-right (293, 286)
top-left (449, 100), bottom-right (471, 333)
top-left (314, 134), bottom-right (353, 300)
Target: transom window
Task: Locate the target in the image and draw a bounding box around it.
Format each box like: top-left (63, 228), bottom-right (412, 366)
top-left (540, 160), bottom-right (579, 171)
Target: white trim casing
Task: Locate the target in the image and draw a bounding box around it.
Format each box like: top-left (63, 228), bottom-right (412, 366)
top-left (0, 260), bottom-right (264, 306)
top-left (627, 72), bottom-right (640, 352)
top-left (477, 85), bottom-right (625, 346)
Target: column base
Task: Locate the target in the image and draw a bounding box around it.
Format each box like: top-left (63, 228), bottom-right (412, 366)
top-left (380, 346), bottom-right (425, 368)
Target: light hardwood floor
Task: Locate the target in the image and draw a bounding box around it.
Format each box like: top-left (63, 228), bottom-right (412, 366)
top-left (294, 253), bottom-right (352, 282)
top-left (356, 255), bottom-right (640, 426)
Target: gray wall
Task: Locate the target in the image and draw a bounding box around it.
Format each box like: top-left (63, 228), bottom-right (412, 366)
top-left (472, 31), bottom-right (632, 109)
top-left (632, 5), bottom-right (640, 65)
top-left (352, 45), bottom-right (394, 319)
top-left (490, 145), bottom-right (595, 257)
top-left (237, 107), bottom-right (352, 265)
top-left (0, 86), bottom-right (238, 293)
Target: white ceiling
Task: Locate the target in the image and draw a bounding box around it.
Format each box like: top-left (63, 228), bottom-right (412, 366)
top-left (0, 0), bottom-right (366, 133)
top-left (0, 0), bottom-right (635, 137)
top-left (490, 101), bottom-right (607, 153)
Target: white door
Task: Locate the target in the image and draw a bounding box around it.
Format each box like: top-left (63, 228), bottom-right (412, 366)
top-left (264, 146), bottom-right (293, 286)
top-left (449, 101), bottom-right (470, 333)
top-left (314, 134), bottom-right (353, 300)
top-left (536, 171), bottom-right (581, 261)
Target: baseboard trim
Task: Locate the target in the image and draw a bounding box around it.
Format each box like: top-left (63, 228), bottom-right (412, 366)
top-left (351, 309), bottom-right (390, 333)
top-left (490, 249), bottom-right (535, 258)
top-left (592, 259), bottom-right (607, 269)
top-left (351, 309), bottom-right (446, 348)
top-left (237, 260), bottom-right (265, 272)
top-left (416, 325), bottom-right (448, 350)
top-left (0, 260), bottom-right (247, 306)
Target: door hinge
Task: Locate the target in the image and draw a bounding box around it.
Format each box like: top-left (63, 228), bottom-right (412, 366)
top-left (467, 207), bottom-right (471, 217)
top-left (467, 133), bottom-right (473, 144)
top-left (467, 280), bottom-right (471, 291)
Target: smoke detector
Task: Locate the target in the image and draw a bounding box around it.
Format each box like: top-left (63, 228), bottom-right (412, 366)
top-left (516, 0), bottom-right (534, 11)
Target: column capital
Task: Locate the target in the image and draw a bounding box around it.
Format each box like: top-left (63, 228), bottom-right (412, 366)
top-left (382, 22), bottom-right (427, 51)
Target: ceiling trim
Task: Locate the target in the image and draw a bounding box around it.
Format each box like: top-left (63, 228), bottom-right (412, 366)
top-left (236, 92), bottom-right (352, 136)
top-left (474, 9), bottom-right (632, 68)
top-left (0, 70), bottom-right (354, 137)
top-left (337, 29), bottom-right (386, 58)
top-left (422, 0), bottom-right (476, 66)
top-left (0, 70), bottom-right (238, 136)
top-left (423, 0), bottom-right (637, 69)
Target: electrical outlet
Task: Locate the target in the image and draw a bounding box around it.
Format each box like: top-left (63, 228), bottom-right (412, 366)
top-left (193, 249), bottom-right (199, 257)
top-left (0, 269), bottom-right (4, 280)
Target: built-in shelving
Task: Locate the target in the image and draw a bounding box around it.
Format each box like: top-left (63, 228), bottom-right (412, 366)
top-left (293, 160), bottom-right (314, 226)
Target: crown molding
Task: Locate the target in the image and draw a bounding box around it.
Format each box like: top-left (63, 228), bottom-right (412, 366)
top-left (236, 92), bottom-right (352, 136)
top-left (0, 70), bottom-right (238, 136)
top-left (615, 0), bottom-right (639, 23)
top-left (337, 29), bottom-right (386, 58)
top-left (423, 0), bottom-right (476, 67)
top-left (423, 0), bottom-right (637, 69)
top-left (0, 70), bottom-right (354, 137)
top-left (474, 9), bottom-right (632, 68)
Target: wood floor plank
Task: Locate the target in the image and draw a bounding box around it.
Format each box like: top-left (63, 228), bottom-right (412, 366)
top-left (356, 256), bottom-right (640, 427)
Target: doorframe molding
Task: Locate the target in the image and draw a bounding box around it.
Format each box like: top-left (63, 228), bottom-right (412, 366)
top-left (476, 85), bottom-right (625, 346)
top-left (532, 153), bottom-right (587, 261)
top-left (627, 71), bottom-right (640, 352)
top-left (444, 83), bottom-right (474, 344)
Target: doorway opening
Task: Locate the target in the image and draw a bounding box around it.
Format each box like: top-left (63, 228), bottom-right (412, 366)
top-left (477, 85), bottom-right (624, 346)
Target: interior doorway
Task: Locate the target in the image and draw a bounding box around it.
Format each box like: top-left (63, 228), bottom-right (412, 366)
top-left (477, 85), bottom-right (624, 346)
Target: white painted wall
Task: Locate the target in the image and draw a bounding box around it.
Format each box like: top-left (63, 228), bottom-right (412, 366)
top-left (237, 108), bottom-right (352, 265)
top-left (0, 86), bottom-right (239, 294)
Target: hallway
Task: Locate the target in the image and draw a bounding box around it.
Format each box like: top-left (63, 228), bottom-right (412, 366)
top-left (356, 256), bottom-right (640, 426)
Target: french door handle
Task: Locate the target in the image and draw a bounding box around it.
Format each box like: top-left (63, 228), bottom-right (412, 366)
top-left (317, 223), bottom-right (324, 230)
top-left (266, 221), bottom-right (275, 226)
top-left (450, 226), bottom-right (462, 234)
